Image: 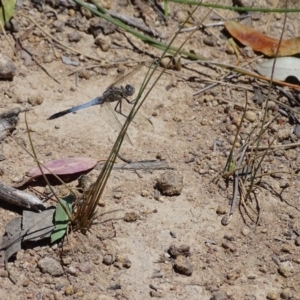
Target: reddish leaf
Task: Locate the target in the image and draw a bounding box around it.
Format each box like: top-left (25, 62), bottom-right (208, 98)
top-left (27, 157), bottom-right (97, 177)
top-left (225, 21), bottom-right (300, 57)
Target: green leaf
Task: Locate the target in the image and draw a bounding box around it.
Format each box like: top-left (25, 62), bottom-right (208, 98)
top-left (50, 194), bottom-right (74, 243)
top-left (0, 0), bottom-right (16, 26)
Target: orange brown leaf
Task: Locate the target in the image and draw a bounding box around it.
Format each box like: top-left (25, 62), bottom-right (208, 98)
top-left (224, 21), bottom-right (300, 57)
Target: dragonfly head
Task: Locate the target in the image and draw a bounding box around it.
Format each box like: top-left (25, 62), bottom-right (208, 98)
top-left (125, 85), bottom-right (135, 97)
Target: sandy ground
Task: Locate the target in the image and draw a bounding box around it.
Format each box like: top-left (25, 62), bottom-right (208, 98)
top-left (0, 0), bottom-right (300, 299)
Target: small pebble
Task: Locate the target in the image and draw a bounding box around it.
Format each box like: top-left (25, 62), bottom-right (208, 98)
top-left (113, 191), bottom-right (122, 199)
top-left (156, 171), bottom-right (183, 196)
top-left (212, 100), bottom-right (218, 107)
top-left (53, 291), bottom-right (63, 300)
top-left (203, 36), bottom-right (217, 47)
top-left (0, 53), bottom-right (16, 79)
top-left (78, 174), bottom-right (93, 191)
top-left (168, 244), bottom-right (190, 258)
top-left (244, 111), bottom-right (257, 122)
top-left (11, 175), bottom-right (24, 183)
top-left (211, 290), bottom-right (228, 300)
top-left (242, 46), bottom-right (255, 58)
top-left (221, 241), bottom-right (237, 252)
top-left (75, 291), bottom-right (84, 297)
top-left (116, 255), bottom-right (131, 269)
top-left (160, 56), bottom-right (173, 69)
top-left (103, 254), bottom-right (114, 265)
top-left (173, 255), bottom-right (193, 276)
top-left (231, 116), bottom-right (242, 127)
top-left (94, 35), bottom-right (111, 52)
top-left (64, 285), bottom-right (74, 296)
top-left (141, 190), bottom-right (149, 197)
top-left (173, 116), bottom-right (182, 122)
top-left (263, 100), bottom-right (276, 110)
top-left (216, 205), bottom-right (226, 215)
top-left (295, 237), bottom-right (300, 246)
top-left (68, 266), bottom-right (78, 276)
top-left (277, 128), bottom-right (290, 142)
top-left (78, 70), bottom-right (91, 80)
top-left (123, 212), bottom-right (139, 222)
top-left (227, 135), bottom-right (236, 145)
top-left (175, 10), bottom-right (188, 23)
top-left (28, 94), bottom-right (43, 106)
top-left (278, 261), bottom-right (294, 278)
top-left (80, 6), bottom-right (92, 18)
top-left (150, 290), bottom-right (163, 298)
top-left (259, 265), bottom-right (268, 273)
top-left (43, 54), bottom-right (55, 63)
top-left (280, 288), bottom-right (293, 299)
top-left (68, 31), bottom-right (81, 42)
top-left (6, 18), bottom-right (20, 32)
top-left (68, 8), bottom-right (75, 16)
top-left (62, 257), bottom-right (72, 265)
top-left (226, 124), bottom-right (237, 132)
top-left (78, 262), bottom-right (91, 273)
top-left (22, 278), bottom-right (30, 287)
top-left (221, 215), bottom-right (231, 226)
top-left (226, 271), bottom-right (240, 280)
top-left (241, 227), bottom-right (251, 236)
top-left (266, 291), bottom-right (277, 300)
top-left (0, 270), bottom-right (8, 277)
top-left (53, 20), bottom-right (65, 32)
top-left (281, 244), bottom-right (292, 254)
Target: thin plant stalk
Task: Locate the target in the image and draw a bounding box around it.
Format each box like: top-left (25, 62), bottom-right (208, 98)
top-left (73, 3), bottom-right (207, 232)
top-left (168, 0), bottom-right (300, 13)
top-left (24, 112), bottom-right (73, 220)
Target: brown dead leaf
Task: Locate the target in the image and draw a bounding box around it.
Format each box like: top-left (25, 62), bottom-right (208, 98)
top-left (224, 21), bottom-right (300, 57)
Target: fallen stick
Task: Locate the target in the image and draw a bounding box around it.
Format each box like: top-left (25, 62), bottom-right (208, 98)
top-left (95, 159), bottom-right (174, 171)
top-left (0, 181), bottom-right (46, 212)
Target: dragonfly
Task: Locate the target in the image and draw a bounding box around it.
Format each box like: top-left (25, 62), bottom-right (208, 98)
top-left (48, 65), bottom-right (151, 144)
top-left (48, 84), bottom-right (136, 120)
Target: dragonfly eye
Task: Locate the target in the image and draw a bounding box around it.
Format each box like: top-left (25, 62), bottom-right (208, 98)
top-left (125, 85), bottom-right (135, 96)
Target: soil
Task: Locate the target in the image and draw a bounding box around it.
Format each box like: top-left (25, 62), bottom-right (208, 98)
top-left (0, 0), bottom-right (300, 299)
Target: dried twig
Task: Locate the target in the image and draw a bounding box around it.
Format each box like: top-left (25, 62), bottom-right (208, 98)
top-left (0, 181), bottom-right (46, 211)
top-left (96, 159), bottom-right (173, 171)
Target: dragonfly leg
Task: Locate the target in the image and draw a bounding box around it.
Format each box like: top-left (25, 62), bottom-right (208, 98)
top-left (114, 100), bottom-right (127, 118)
top-left (129, 98), bottom-right (136, 104)
top-left (123, 96), bottom-right (136, 105)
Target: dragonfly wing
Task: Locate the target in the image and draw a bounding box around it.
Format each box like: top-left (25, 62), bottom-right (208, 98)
top-left (117, 95), bottom-right (153, 132)
top-left (108, 64), bottom-right (143, 90)
top-left (102, 102), bottom-right (132, 145)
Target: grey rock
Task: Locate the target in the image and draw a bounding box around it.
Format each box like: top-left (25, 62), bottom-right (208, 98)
top-left (103, 254), bottom-right (114, 265)
top-left (0, 54), bottom-right (16, 79)
top-left (38, 257), bottom-right (64, 276)
top-left (68, 31), bottom-right (81, 43)
top-left (156, 171), bottom-right (183, 196)
top-left (278, 261), bottom-right (294, 278)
